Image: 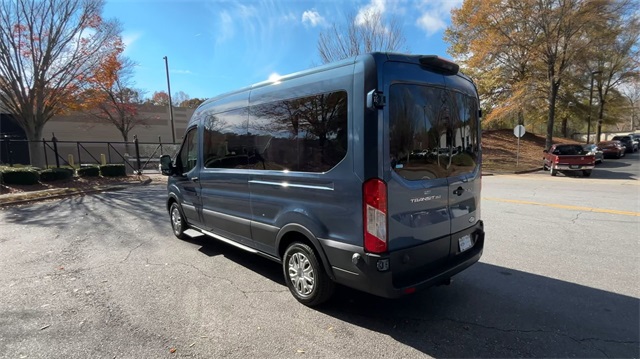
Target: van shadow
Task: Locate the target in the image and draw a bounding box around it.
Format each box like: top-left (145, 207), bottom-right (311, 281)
top-left (183, 234), bottom-right (285, 285)
top-left (319, 263), bottom-right (639, 358)
top-left (186, 238), bottom-right (640, 358)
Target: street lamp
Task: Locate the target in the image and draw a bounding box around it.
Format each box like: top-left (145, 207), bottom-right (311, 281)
top-left (163, 56), bottom-right (176, 143)
top-left (586, 70), bottom-right (601, 144)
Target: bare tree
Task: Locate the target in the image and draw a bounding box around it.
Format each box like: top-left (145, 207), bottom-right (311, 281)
top-left (172, 91), bottom-right (190, 107)
top-left (621, 79), bottom-right (640, 131)
top-left (317, 9), bottom-right (406, 64)
top-left (0, 0), bottom-right (121, 167)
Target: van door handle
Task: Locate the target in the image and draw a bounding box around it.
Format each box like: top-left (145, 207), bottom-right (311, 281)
top-left (191, 177), bottom-right (199, 182)
top-left (453, 186), bottom-right (464, 196)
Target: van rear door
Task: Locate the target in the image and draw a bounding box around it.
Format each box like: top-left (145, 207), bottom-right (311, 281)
top-left (443, 75), bottom-right (481, 251)
top-left (384, 60), bottom-right (453, 270)
top-left (384, 59), bottom-right (481, 263)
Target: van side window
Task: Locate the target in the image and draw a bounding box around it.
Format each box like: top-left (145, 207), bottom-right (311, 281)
top-left (203, 109), bottom-right (250, 169)
top-left (178, 127), bottom-right (198, 173)
top-left (248, 91), bottom-right (348, 172)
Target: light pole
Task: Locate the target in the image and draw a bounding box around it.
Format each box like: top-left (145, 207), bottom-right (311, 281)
top-left (586, 70), bottom-right (601, 144)
top-left (163, 56), bottom-right (176, 143)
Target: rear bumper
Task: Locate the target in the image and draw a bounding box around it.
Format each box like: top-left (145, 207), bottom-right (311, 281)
top-left (320, 221), bottom-right (484, 298)
top-left (552, 164), bottom-right (594, 171)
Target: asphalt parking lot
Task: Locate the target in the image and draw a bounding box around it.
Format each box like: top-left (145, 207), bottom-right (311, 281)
top-left (1, 153), bottom-right (638, 358)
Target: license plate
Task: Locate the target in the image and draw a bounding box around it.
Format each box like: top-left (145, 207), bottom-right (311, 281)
top-left (459, 234), bottom-right (473, 252)
top-left (570, 165), bottom-right (579, 169)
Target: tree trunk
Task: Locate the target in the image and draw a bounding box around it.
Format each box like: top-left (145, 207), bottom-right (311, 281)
top-left (25, 127), bottom-right (46, 168)
top-left (545, 81), bottom-right (559, 150)
top-left (561, 115), bottom-right (568, 138)
top-left (595, 101), bottom-right (605, 143)
top-left (517, 111), bottom-right (524, 126)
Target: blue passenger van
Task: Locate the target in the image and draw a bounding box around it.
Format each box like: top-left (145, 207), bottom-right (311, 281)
top-left (160, 53), bottom-right (484, 306)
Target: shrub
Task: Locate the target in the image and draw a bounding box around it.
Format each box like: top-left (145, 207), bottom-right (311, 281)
top-left (77, 166), bottom-right (100, 177)
top-left (39, 167), bottom-right (74, 182)
top-left (0, 168), bottom-right (40, 185)
top-left (100, 164), bottom-right (126, 177)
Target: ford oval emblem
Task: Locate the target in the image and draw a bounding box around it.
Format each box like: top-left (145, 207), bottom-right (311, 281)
top-left (468, 216), bottom-right (475, 223)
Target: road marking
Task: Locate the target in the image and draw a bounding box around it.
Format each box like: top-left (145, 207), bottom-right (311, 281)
top-left (483, 197), bottom-right (640, 217)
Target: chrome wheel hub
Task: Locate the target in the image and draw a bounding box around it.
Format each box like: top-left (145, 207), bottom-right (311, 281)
top-left (288, 252), bottom-right (314, 297)
top-left (171, 207), bottom-right (182, 234)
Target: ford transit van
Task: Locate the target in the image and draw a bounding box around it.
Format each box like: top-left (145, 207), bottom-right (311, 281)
top-left (160, 53), bottom-right (484, 306)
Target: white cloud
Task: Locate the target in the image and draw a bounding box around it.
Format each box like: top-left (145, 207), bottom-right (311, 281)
top-left (355, 0), bottom-right (387, 26)
top-left (416, 12), bottom-right (447, 35)
top-left (171, 69), bottom-right (193, 75)
top-left (415, 0), bottom-right (463, 36)
top-left (216, 11), bottom-right (234, 44)
top-left (121, 32), bottom-right (142, 55)
top-left (302, 9), bottom-right (327, 27)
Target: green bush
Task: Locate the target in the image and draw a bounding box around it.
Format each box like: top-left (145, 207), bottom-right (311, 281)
top-left (0, 168), bottom-right (40, 185)
top-left (77, 166), bottom-right (100, 177)
top-left (39, 167), bottom-right (74, 182)
top-left (100, 164), bottom-right (126, 177)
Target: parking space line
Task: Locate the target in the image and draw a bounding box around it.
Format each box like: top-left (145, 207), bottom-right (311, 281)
top-left (483, 197), bottom-right (640, 217)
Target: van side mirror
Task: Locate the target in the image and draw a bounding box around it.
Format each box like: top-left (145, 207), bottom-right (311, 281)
top-left (160, 155), bottom-right (174, 176)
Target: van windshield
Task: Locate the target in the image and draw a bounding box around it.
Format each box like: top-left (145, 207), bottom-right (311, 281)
top-left (389, 84), bottom-right (479, 180)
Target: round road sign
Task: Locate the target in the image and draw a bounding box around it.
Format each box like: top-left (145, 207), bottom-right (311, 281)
top-left (514, 125), bottom-right (526, 138)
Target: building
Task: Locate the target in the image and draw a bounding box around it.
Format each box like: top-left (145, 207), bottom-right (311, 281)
top-left (0, 105), bottom-right (195, 166)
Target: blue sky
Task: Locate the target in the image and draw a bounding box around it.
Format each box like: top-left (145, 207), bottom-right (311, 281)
top-left (103, 0), bottom-right (462, 101)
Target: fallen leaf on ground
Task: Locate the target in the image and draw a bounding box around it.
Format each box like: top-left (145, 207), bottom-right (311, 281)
top-left (169, 347), bottom-right (176, 353)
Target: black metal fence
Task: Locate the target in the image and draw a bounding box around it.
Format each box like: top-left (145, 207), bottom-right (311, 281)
top-left (0, 135), bottom-right (180, 174)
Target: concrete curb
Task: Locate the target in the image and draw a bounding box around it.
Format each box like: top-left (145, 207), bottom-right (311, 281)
top-left (483, 167), bottom-right (542, 176)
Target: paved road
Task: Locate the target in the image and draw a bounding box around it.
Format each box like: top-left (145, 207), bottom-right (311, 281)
top-left (0, 154), bottom-right (638, 358)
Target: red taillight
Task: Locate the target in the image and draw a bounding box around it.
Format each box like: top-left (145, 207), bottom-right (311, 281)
top-left (363, 178), bottom-right (388, 253)
top-left (554, 156), bottom-right (560, 163)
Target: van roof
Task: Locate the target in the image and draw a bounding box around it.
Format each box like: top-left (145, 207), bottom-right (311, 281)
top-left (197, 52), bottom-right (473, 111)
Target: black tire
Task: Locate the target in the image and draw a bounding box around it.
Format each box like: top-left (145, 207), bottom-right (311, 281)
top-left (583, 170), bottom-right (592, 177)
top-left (283, 242), bottom-right (334, 306)
top-left (169, 202), bottom-right (189, 240)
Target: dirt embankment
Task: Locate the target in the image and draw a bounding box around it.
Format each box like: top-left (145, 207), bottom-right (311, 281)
top-left (482, 129), bottom-right (580, 172)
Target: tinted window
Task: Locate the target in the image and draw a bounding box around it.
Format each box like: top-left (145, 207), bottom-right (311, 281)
top-left (178, 127), bottom-right (198, 173)
top-left (248, 91), bottom-right (348, 172)
top-left (203, 109), bottom-right (251, 169)
top-left (389, 84), bottom-right (479, 180)
top-left (552, 145), bottom-right (585, 155)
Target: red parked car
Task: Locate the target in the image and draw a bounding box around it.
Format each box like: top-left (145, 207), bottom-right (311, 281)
top-left (543, 144), bottom-right (595, 177)
top-left (597, 140), bottom-right (625, 159)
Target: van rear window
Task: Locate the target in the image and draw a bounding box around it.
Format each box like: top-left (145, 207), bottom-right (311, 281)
top-left (389, 84), bottom-right (479, 180)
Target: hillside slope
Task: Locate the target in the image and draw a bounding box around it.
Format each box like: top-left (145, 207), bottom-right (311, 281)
top-left (482, 129), bottom-right (579, 172)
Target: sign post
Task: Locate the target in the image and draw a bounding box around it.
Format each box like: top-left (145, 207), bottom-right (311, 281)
top-left (513, 125), bottom-right (526, 167)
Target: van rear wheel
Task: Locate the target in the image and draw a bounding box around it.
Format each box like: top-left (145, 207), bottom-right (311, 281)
top-left (283, 242), bottom-right (334, 306)
top-left (170, 202), bottom-right (189, 240)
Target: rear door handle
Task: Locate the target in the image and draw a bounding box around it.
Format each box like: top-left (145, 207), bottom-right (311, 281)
top-left (191, 177), bottom-right (199, 182)
top-left (453, 186), bottom-right (464, 196)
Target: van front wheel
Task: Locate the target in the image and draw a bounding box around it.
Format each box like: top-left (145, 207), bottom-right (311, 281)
top-left (170, 202), bottom-right (189, 240)
top-left (283, 242), bottom-right (334, 306)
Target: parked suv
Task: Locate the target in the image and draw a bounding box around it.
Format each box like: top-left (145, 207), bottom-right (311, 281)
top-left (611, 135), bottom-right (637, 153)
top-left (160, 53), bottom-right (484, 306)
